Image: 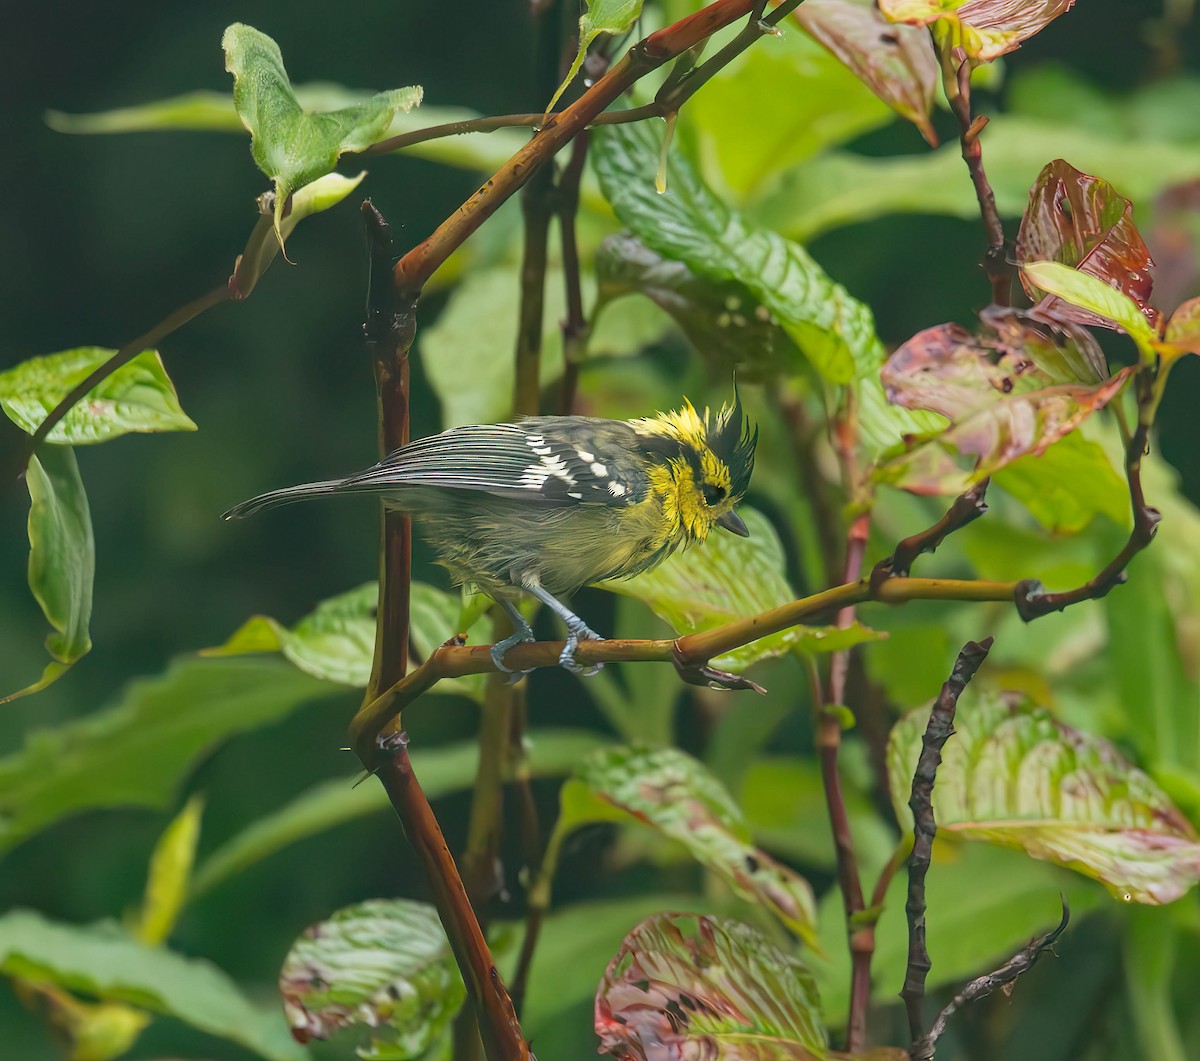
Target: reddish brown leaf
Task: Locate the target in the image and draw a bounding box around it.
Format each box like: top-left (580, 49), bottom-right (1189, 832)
top-left (1016, 160), bottom-right (1157, 331)
top-left (875, 307), bottom-right (1130, 495)
top-left (1164, 296), bottom-right (1200, 356)
top-left (796, 0), bottom-right (939, 145)
top-left (596, 914), bottom-right (826, 1059)
top-left (879, 0), bottom-right (1076, 60)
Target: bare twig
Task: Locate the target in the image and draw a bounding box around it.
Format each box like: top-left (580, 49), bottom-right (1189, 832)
top-left (913, 898), bottom-right (1071, 1060)
top-left (556, 129), bottom-right (592, 415)
top-left (872, 479), bottom-right (990, 587)
top-left (901, 637), bottom-right (994, 1047)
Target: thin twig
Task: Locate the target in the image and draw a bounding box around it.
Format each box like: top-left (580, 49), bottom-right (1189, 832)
top-left (913, 898), bottom-right (1071, 1060)
top-left (901, 637), bottom-right (993, 1047)
top-left (872, 479), bottom-right (990, 587)
top-left (556, 129), bottom-right (592, 415)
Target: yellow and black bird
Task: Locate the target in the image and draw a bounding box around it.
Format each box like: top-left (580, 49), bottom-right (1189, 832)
top-left (224, 395), bottom-right (757, 675)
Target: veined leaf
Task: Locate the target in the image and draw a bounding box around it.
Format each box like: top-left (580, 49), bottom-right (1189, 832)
top-left (280, 899), bottom-right (464, 1057)
top-left (601, 508), bottom-right (882, 671)
top-left (595, 913), bottom-right (827, 1060)
top-left (887, 692), bottom-right (1200, 903)
top-left (549, 746), bottom-right (819, 944)
top-left (6, 445), bottom-right (94, 703)
top-left (222, 23), bottom-right (421, 245)
top-left (0, 909), bottom-right (303, 1061)
top-left (1022, 261), bottom-right (1158, 357)
top-left (0, 347), bottom-right (194, 444)
top-left (879, 0), bottom-right (1076, 62)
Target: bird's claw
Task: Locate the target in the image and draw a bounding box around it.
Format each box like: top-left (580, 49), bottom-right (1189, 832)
top-left (559, 625), bottom-right (603, 676)
top-left (490, 635), bottom-right (534, 683)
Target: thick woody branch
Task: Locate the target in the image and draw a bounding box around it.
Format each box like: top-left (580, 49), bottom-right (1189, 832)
top-left (901, 637), bottom-right (993, 1048)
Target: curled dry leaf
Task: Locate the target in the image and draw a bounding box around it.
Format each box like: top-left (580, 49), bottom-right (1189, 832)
top-left (1016, 159), bottom-right (1158, 332)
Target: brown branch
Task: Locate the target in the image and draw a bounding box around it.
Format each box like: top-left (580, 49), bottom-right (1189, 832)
top-left (872, 479), bottom-right (990, 587)
top-left (348, 576), bottom-right (1019, 766)
top-left (901, 637), bottom-right (993, 1048)
top-left (940, 45), bottom-right (1010, 305)
top-left (556, 129), bottom-right (592, 415)
top-left (1017, 377), bottom-right (1161, 619)
top-left (357, 202), bottom-right (529, 1061)
top-left (912, 898), bottom-right (1070, 1060)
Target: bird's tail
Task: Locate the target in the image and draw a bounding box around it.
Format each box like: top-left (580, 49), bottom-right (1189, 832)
top-left (222, 480), bottom-right (347, 520)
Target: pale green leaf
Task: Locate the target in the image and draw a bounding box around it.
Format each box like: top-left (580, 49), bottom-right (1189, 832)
top-left (0, 348), bottom-right (195, 444)
top-left (878, 0), bottom-right (1075, 61)
top-left (601, 508), bottom-right (882, 671)
top-left (0, 909), bottom-right (303, 1061)
top-left (280, 899), bottom-right (464, 1057)
top-left (548, 1), bottom-right (644, 115)
top-left (5, 445), bottom-right (94, 703)
top-left (1021, 261), bottom-right (1157, 357)
top-left (887, 693), bottom-right (1200, 903)
top-left (549, 746), bottom-right (819, 943)
top-left (222, 23), bottom-right (421, 243)
top-left (595, 913), bottom-right (827, 1059)
top-left (0, 657), bottom-right (339, 855)
top-left (132, 795), bottom-right (204, 946)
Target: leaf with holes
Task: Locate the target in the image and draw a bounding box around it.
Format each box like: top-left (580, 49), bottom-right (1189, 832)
top-left (879, 0), bottom-right (1077, 61)
top-left (600, 509), bottom-right (882, 671)
top-left (279, 899), bottom-right (464, 1056)
top-left (595, 913), bottom-right (827, 1059)
top-left (222, 23), bottom-right (421, 247)
top-left (1016, 160), bottom-right (1157, 333)
top-left (0, 347), bottom-right (194, 444)
top-left (549, 746), bottom-right (818, 944)
top-left (797, 0), bottom-right (938, 144)
top-left (887, 693), bottom-right (1200, 903)
top-left (874, 307), bottom-right (1132, 495)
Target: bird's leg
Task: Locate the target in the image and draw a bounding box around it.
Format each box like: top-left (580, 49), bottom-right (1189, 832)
top-left (524, 583), bottom-right (604, 676)
top-left (491, 598), bottom-right (536, 681)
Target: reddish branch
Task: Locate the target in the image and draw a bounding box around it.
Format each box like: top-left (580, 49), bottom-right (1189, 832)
top-left (901, 637), bottom-right (993, 1049)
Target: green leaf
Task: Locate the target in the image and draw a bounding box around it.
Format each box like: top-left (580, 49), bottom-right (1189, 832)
top-left (1021, 261), bottom-right (1158, 357)
top-left (221, 23), bottom-right (421, 245)
top-left (1163, 296), bottom-right (1200, 357)
top-left (796, 0), bottom-right (937, 144)
top-left (0, 657), bottom-right (339, 856)
top-left (0, 909), bottom-right (303, 1061)
top-left (593, 120), bottom-right (880, 384)
top-left (887, 692), bottom-right (1200, 903)
top-left (0, 347), bottom-right (194, 444)
top-left (209, 581), bottom-right (490, 695)
top-left (878, 0), bottom-right (1076, 61)
top-left (190, 729), bottom-right (607, 896)
top-left (132, 795), bottom-right (204, 946)
top-left (595, 913), bottom-right (828, 1059)
top-left (549, 746), bottom-right (819, 943)
top-left (547, 1), bottom-right (644, 115)
top-left (7, 445), bottom-right (94, 703)
top-left (600, 508), bottom-right (882, 671)
top-left (279, 899), bottom-right (464, 1057)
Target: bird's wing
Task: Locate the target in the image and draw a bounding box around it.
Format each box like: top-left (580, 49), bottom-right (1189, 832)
top-left (340, 421), bottom-right (650, 505)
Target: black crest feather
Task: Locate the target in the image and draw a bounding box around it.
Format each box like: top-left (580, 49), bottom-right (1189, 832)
top-left (706, 387), bottom-right (757, 499)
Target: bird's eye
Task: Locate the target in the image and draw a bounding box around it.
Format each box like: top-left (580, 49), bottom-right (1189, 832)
top-left (702, 483), bottom-right (726, 506)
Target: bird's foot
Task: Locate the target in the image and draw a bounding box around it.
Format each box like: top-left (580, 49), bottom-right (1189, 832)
top-left (559, 622), bottom-right (604, 676)
top-left (491, 630), bottom-right (535, 683)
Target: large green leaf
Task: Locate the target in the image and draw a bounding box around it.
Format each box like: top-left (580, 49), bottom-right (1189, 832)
top-left (0, 347), bottom-right (194, 443)
top-left (190, 729), bottom-right (607, 896)
top-left (595, 913), bottom-right (827, 1059)
top-left (0, 657), bottom-right (339, 856)
top-left (0, 909), bottom-right (303, 1061)
top-left (548, 746), bottom-right (818, 943)
top-left (600, 508), bottom-right (882, 671)
top-left (279, 899), bottom-right (464, 1057)
top-left (8, 445), bottom-right (94, 702)
top-left (222, 23), bottom-right (421, 243)
top-left (887, 693), bottom-right (1200, 903)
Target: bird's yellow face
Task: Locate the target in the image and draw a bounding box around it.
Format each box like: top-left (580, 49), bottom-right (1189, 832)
top-left (637, 398), bottom-right (755, 544)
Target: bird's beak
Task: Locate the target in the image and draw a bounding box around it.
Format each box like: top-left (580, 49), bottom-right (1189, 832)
top-left (716, 510), bottom-right (749, 537)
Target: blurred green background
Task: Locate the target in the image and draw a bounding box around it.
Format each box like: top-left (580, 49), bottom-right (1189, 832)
top-left (1, 1), bottom-right (1198, 1057)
